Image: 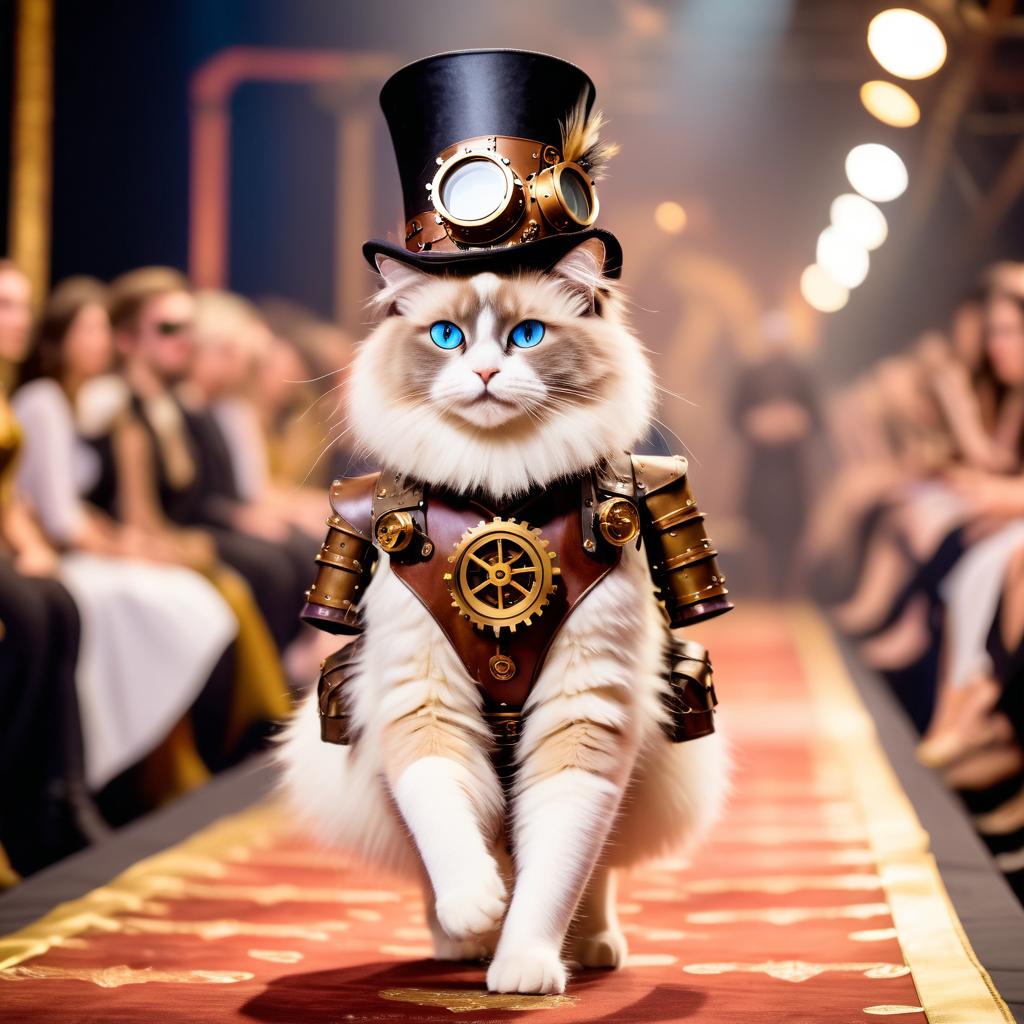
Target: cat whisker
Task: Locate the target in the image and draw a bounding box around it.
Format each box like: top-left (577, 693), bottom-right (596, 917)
top-left (294, 371), bottom-right (355, 424)
top-left (653, 383), bottom-right (698, 408)
top-left (650, 416), bottom-right (701, 467)
top-left (282, 366), bottom-right (349, 385)
top-left (300, 421), bottom-right (359, 486)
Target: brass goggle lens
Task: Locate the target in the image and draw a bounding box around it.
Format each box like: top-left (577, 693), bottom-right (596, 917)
top-left (410, 135), bottom-right (600, 254)
top-left (429, 151), bottom-right (523, 243)
top-left (534, 162), bottom-right (598, 230)
top-left (440, 158), bottom-right (508, 221)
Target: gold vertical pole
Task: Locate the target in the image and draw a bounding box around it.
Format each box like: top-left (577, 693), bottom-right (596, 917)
top-left (336, 94), bottom-right (373, 334)
top-left (7, 0), bottom-right (52, 307)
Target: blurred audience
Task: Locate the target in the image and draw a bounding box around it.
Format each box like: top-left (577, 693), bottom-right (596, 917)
top-left (814, 265), bottom-right (1024, 901)
top-left (0, 260), bottom-right (352, 880)
top-left (13, 275), bottom-right (241, 820)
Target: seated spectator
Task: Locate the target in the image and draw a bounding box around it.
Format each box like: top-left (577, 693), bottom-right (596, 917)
top-left (13, 274), bottom-right (289, 824)
top-left (101, 268), bottom-right (306, 657)
top-left (0, 261), bottom-right (102, 874)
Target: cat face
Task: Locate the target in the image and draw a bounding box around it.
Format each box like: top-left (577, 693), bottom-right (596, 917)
top-left (348, 240), bottom-right (654, 497)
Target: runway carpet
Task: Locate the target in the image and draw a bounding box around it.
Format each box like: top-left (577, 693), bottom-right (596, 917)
top-left (0, 606), bottom-right (1014, 1023)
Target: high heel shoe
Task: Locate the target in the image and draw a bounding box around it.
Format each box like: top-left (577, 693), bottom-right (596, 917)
top-left (917, 709), bottom-right (1014, 770)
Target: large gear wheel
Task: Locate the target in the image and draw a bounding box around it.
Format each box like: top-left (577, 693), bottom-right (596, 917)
top-left (443, 517), bottom-right (560, 636)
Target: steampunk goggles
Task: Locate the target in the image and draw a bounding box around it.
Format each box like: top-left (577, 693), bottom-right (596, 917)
top-left (405, 134), bottom-right (599, 255)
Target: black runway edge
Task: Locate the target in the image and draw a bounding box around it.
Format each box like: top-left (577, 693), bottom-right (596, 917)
top-left (0, 754), bottom-right (277, 936)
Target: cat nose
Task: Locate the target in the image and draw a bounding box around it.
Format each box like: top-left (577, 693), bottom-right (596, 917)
top-left (475, 367), bottom-right (500, 385)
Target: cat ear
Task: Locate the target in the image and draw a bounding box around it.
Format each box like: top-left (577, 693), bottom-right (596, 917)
top-left (551, 238), bottom-right (607, 315)
top-left (374, 257), bottom-right (433, 316)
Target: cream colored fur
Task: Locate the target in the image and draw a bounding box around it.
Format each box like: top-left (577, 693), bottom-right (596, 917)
top-left (277, 239), bottom-right (730, 993)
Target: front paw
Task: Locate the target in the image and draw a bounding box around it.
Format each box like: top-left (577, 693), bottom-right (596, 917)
top-left (434, 859), bottom-right (507, 940)
top-left (570, 926), bottom-right (628, 969)
top-left (487, 944), bottom-right (567, 994)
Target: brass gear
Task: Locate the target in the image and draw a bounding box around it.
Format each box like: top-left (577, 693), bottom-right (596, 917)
top-left (443, 517), bottom-right (560, 636)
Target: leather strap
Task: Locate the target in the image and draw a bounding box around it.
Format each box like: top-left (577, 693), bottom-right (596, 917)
top-left (388, 479), bottom-right (619, 711)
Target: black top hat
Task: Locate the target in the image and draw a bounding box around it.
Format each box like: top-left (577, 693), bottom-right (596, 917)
top-left (363, 49), bottom-right (623, 279)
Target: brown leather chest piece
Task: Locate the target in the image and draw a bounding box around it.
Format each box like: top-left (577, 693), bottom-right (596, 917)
top-left (388, 481), bottom-right (620, 710)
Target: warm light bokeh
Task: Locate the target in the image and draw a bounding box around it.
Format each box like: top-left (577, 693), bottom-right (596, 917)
top-left (800, 263), bottom-right (850, 313)
top-left (867, 8), bottom-right (947, 81)
top-left (845, 143), bottom-right (908, 203)
top-left (860, 80), bottom-right (921, 128)
top-left (817, 226), bottom-right (869, 289)
top-left (830, 193), bottom-right (889, 251)
top-left (654, 200), bottom-right (688, 234)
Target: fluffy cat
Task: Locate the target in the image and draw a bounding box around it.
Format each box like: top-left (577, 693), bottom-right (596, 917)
top-left (277, 237), bottom-right (730, 994)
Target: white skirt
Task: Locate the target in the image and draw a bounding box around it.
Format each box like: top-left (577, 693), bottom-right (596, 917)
top-left (939, 519), bottom-right (1024, 689)
top-left (58, 553), bottom-right (238, 789)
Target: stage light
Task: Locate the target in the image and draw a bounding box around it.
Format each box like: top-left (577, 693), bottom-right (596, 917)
top-left (845, 143), bottom-right (908, 202)
top-left (800, 264), bottom-right (849, 313)
top-left (860, 80), bottom-right (920, 127)
top-left (816, 227), bottom-right (869, 288)
top-left (655, 201), bottom-right (688, 234)
top-left (868, 8), bottom-right (947, 80)
top-left (830, 193), bottom-right (888, 251)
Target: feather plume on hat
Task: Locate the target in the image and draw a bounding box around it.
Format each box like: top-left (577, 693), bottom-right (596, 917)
top-left (560, 92), bottom-right (620, 181)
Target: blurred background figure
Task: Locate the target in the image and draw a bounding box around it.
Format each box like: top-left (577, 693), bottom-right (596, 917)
top-left (731, 310), bottom-right (821, 596)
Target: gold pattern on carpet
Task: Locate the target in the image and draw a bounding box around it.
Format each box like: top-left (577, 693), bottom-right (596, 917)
top-left (378, 987), bottom-right (580, 1012)
top-left (683, 960), bottom-right (911, 983)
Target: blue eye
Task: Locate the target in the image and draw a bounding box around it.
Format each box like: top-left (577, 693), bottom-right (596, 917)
top-left (509, 319), bottom-right (545, 349)
top-left (429, 320), bottom-right (464, 350)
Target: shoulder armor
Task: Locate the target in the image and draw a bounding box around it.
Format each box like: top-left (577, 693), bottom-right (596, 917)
top-left (631, 453), bottom-right (688, 496)
top-left (629, 452), bottom-right (733, 627)
top-left (328, 472), bottom-right (378, 540)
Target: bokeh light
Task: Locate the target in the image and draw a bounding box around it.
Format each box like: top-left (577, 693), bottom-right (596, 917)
top-left (800, 264), bottom-right (850, 313)
top-left (867, 8), bottom-right (947, 80)
top-left (654, 200), bottom-right (688, 234)
top-left (860, 80), bottom-right (920, 127)
top-left (845, 143), bottom-right (908, 203)
top-left (830, 193), bottom-right (889, 251)
top-left (817, 226), bottom-right (869, 288)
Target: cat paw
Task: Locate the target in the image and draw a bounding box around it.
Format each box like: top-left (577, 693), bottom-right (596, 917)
top-left (434, 860), bottom-right (507, 940)
top-left (486, 944), bottom-right (567, 994)
top-left (570, 926), bottom-right (628, 969)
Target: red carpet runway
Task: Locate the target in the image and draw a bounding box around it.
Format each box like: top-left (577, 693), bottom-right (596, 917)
top-left (0, 606), bottom-right (1013, 1022)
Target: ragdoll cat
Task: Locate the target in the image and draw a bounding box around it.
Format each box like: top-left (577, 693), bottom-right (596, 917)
top-left (277, 237), bottom-right (730, 994)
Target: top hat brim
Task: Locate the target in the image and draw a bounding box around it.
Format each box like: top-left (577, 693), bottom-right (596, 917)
top-left (362, 228), bottom-right (623, 281)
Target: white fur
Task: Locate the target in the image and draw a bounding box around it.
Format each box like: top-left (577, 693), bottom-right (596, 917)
top-left (276, 241), bottom-right (730, 994)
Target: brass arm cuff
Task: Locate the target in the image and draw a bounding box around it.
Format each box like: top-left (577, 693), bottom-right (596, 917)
top-left (302, 515), bottom-right (375, 636)
top-left (635, 457), bottom-right (732, 627)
